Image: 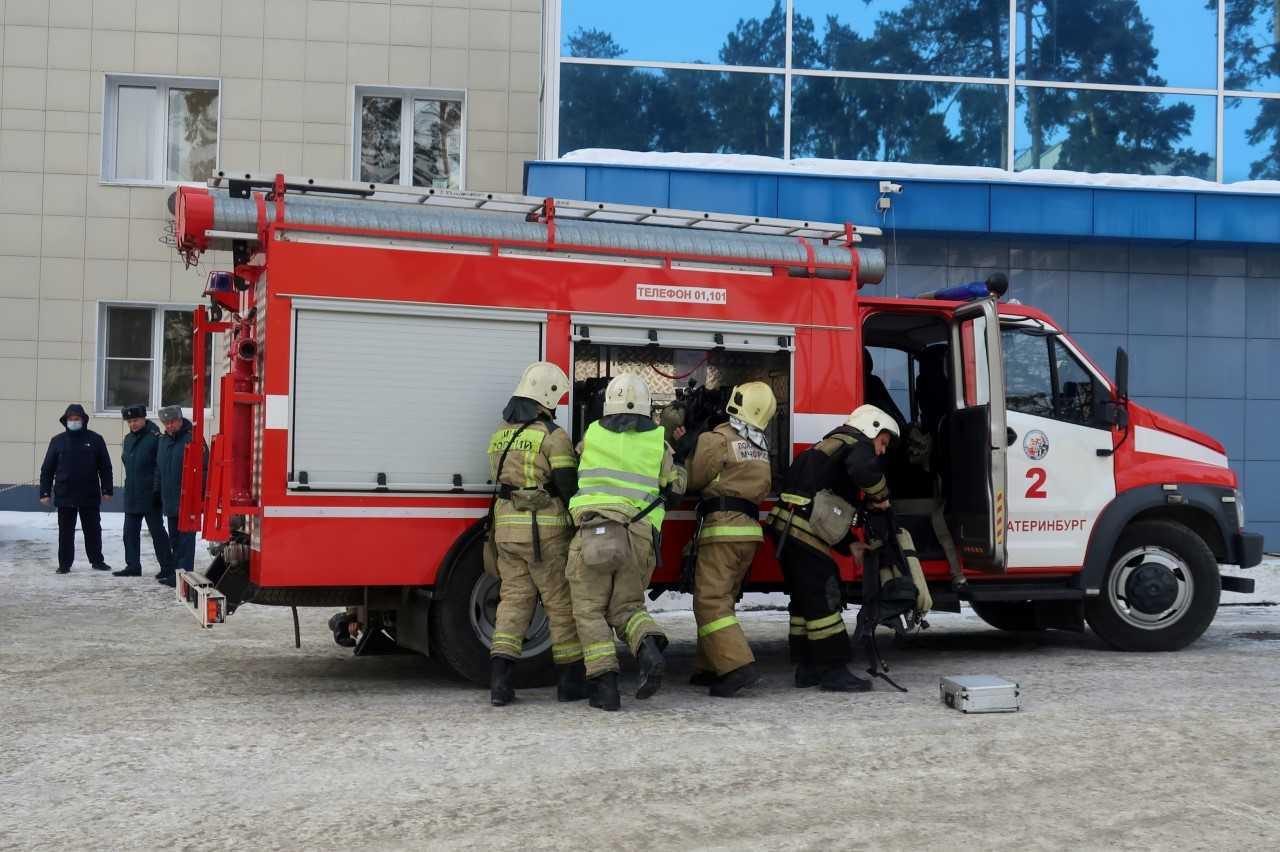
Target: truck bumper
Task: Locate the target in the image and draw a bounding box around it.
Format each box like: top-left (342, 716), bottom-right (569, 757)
top-left (1233, 532), bottom-right (1264, 569)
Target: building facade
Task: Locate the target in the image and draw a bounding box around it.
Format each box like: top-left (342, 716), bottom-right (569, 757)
top-left (0, 0), bottom-right (541, 503)
top-left (530, 0), bottom-right (1280, 544)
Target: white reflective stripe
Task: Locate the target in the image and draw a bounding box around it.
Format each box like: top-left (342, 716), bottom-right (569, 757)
top-left (262, 506), bottom-right (488, 518)
top-left (1133, 427), bottom-right (1229, 469)
top-left (265, 394), bottom-right (289, 429)
top-left (578, 468), bottom-right (661, 488)
top-left (793, 413), bottom-right (846, 445)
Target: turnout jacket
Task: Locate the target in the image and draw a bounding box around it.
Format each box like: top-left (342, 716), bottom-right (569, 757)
top-left (686, 422), bottom-right (771, 542)
top-left (487, 417), bottom-right (578, 543)
top-left (766, 426), bottom-right (888, 554)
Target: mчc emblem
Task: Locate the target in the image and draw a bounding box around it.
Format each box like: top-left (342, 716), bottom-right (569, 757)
top-left (1023, 429), bottom-right (1050, 461)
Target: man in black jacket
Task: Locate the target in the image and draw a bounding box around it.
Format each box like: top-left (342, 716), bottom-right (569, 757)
top-left (39, 404), bottom-right (114, 574)
top-left (114, 405), bottom-right (173, 578)
top-left (155, 406), bottom-right (204, 586)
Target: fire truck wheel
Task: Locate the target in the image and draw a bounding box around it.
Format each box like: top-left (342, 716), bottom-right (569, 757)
top-left (1086, 520), bottom-right (1220, 652)
top-left (969, 601), bottom-right (1044, 632)
top-left (428, 532), bottom-right (556, 689)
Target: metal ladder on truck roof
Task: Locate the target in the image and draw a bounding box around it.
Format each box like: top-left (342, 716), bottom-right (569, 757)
top-left (206, 171), bottom-right (883, 243)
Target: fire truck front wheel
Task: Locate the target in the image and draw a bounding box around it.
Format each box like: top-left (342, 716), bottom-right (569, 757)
top-left (1086, 520), bottom-right (1221, 652)
top-left (428, 532), bottom-right (557, 689)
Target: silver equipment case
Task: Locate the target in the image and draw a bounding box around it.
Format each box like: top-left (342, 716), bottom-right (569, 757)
top-left (939, 675), bottom-right (1022, 714)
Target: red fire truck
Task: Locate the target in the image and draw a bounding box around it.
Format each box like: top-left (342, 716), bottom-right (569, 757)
top-left (170, 173), bottom-right (1262, 686)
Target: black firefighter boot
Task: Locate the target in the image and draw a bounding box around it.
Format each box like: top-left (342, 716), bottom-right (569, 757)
top-left (820, 665), bottom-right (873, 693)
top-left (557, 660), bottom-right (589, 702)
top-left (709, 663), bottom-right (762, 698)
top-left (589, 671), bottom-right (621, 711)
top-left (635, 635), bottom-right (667, 700)
top-left (490, 656), bottom-right (516, 706)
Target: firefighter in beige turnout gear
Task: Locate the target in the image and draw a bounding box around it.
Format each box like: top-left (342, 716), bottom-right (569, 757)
top-left (565, 374), bottom-right (687, 711)
top-left (685, 382), bottom-right (777, 697)
top-left (485, 362), bottom-right (585, 707)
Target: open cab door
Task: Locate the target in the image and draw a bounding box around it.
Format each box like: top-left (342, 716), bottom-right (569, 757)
top-left (946, 299), bottom-right (1008, 572)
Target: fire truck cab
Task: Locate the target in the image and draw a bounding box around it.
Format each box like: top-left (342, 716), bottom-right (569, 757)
top-left (170, 173), bottom-right (1263, 687)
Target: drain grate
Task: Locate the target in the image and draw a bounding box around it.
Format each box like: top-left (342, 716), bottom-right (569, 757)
top-left (1234, 631), bottom-right (1280, 641)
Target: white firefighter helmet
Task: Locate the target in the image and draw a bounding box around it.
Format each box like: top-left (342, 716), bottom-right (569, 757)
top-left (512, 361), bottom-right (569, 410)
top-left (602, 374), bottom-right (652, 417)
top-left (726, 381), bottom-right (778, 431)
top-left (845, 404), bottom-right (900, 442)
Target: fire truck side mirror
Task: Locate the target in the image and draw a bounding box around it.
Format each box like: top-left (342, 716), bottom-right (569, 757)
top-left (1114, 346), bottom-right (1129, 401)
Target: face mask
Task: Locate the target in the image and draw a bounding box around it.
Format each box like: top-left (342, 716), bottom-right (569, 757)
top-left (67, 421), bottom-right (84, 431)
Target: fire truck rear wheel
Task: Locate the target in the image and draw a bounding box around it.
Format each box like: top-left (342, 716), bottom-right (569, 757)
top-left (969, 601), bottom-right (1044, 632)
top-left (1086, 520), bottom-right (1220, 652)
top-left (428, 532), bottom-right (556, 689)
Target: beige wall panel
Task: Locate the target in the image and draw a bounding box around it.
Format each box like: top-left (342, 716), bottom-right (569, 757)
top-left (0, 359), bottom-right (37, 400)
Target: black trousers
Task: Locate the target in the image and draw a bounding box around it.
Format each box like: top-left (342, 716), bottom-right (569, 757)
top-left (778, 541), bottom-right (852, 667)
top-left (167, 515), bottom-right (196, 573)
top-left (57, 505), bottom-right (103, 570)
top-left (124, 510), bottom-right (172, 572)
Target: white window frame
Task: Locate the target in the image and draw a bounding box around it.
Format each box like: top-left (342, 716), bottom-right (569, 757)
top-left (351, 85), bottom-right (467, 189)
top-left (95, 302), bottom-right (211, 417)
top-left (101, 74), bottom-right (222, 187)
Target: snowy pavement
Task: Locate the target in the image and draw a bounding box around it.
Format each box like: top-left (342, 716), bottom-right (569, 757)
top-left (2, 510), bottom-right (1278, 851)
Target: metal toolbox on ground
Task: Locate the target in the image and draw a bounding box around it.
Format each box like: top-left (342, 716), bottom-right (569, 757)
top-left (939, 675), bottom-right (1021, 714)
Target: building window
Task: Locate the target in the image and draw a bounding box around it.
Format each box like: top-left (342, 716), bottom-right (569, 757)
top-left (99, 305), bottom-right (210, 413)
top-left (353, 86), bottom-right (465, 189)
top-left (548, 0), bottom-right (1280, 183)
top-left (102, 75), bottom-right (220, 184)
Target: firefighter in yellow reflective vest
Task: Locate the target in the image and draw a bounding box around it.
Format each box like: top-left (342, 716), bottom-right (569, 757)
top-left (485, 361), bottom-right (584, 707)
top-left (685, 382), bottom-right (777, 698)
top-left (765, 405), bottom-right (899, 692)
top-left (565, 374), bottom-right (686, 711)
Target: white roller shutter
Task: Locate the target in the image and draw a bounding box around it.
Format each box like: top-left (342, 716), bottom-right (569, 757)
top-left (290, 303), bottom-right (543, 492)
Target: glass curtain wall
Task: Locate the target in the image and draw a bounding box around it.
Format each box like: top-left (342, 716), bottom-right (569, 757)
top-left (555, 1), bottom-right (1280, 183)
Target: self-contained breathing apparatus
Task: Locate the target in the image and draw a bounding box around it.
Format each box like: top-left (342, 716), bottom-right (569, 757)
top-left (853, 505), bottom-right (932, 692)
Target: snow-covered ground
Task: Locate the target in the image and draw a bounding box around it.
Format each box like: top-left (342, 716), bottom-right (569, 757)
top-left (2, 510), bottom-right (1278, 850)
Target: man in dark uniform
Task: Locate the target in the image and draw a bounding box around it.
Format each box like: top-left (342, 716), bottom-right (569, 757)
top-left (38, 403), bottom-right (113, 573)
top-left (766, 404), bottom-right (899, 692)
top-left (155, 406), bottom-right (203, 586)
top-left (113, 405), bottom-right (172, 578)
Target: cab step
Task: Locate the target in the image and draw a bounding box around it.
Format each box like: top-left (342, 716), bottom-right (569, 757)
top-left (176, 570), bottom-right (226, 628)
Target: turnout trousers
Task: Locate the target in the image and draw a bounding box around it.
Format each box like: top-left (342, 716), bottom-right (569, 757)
top-left (692, 540), bottom-right (759, 676)
top-left (564, 525), bottom-right (665, 678)
top-left (123, 509), bottom-right (172, 573)
top-left (57, 505), bottom-right (103, 570)
top-left (490, 533), bottom-right (582, 665)
top-left (778, 542), bottom-right (853, 667)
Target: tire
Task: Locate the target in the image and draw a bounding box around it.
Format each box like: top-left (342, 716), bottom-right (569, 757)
top-left (429, 529), bottom-right (556, 688)
top-left (1085, 520), bottom-right (1220, 652)
top-left (970, 600), bottom-right (1045, 632)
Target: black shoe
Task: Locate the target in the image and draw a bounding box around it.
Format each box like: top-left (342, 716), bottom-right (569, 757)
top-left (588, 671), bottom-right (621, 711)
top-left (819, 666), bottom-right (873, 693)
top-left (113, 567), bottom-right (142, 577)
top-left (489, 656), bottom-right (515, 706)
top-left (157, 572), bottom-right (176, 588)
top-left (635, 635), bottom-right (666, 700)
top-left (710, 663), bottom-right (762, 698)
top-left (794, 662), bottom-right (822, 688)
top-left (557, 660), bottom-right (589, 702)
top-left (55, 566), bottom-right (70, 574)
top-left (327, 611), bottom-right (357, 648)
top-left (92, 562), bottom-right (112, 572)
top-left (688, 670), bottom-right (717, 687)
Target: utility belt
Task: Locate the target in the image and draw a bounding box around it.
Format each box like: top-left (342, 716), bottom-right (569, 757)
top-left (695, 495), bottom-right (760, 520)
top-left (496, 484), bottom-right (558, 561)
top-left (771, 490), bottom-right (858, 558)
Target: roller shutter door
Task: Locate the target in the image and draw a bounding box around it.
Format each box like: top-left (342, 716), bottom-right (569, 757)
top-left (290, 305), bottom-right (543, 492)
